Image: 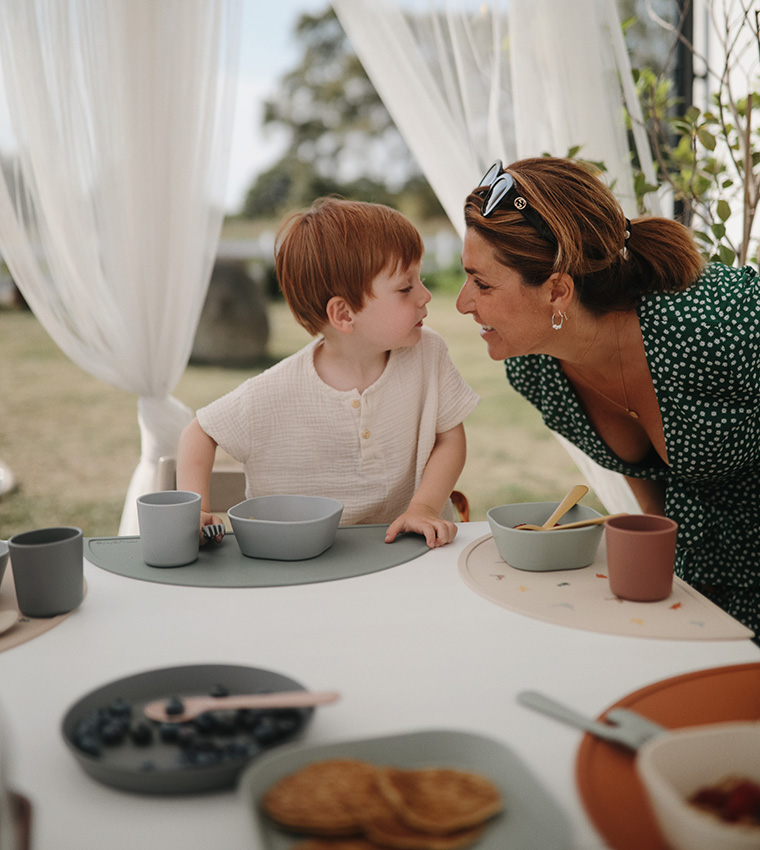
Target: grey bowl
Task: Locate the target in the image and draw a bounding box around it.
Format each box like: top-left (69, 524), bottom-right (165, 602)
top-left (487, 502), bottom-right (604, 572)
top-left (0, 540), bottom-right (7, 586)
top-left (228, 495), bottom-right (344, 561)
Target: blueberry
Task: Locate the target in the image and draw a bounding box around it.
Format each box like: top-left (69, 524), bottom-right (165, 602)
top-left (209, 683), bottom-right (229, 698)
top-left (99, 720), bottom-right (128, 745)
top-left (176, 726), bottom-right (198, 748)
top-left (250, 714), bottom-right (279, 745)
top-left (214, 714), bottom-right (237, 736)
top-left (235, 708), bottom-right (258, 730)
top-left (159, 722), bottom-right (181, 743)
top-left (273, 709), bottom-right (302, 736)
top-left (193, 712), bottom-right (218, 735)
top-left (108, 698), bottom-right (132, 719)
top-left (74, 733), bottom-right (101, 757)
top-left (164, 696), bottom-right (185, 716)
top-left (129, 722), bottom-right (154, 746)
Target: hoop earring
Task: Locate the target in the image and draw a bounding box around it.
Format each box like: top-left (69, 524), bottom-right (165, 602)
top-left (551, 310), bottom-right (567, 331)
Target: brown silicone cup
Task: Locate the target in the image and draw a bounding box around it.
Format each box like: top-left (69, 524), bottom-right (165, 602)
top-left (605, 514), bottom-right (677, 602)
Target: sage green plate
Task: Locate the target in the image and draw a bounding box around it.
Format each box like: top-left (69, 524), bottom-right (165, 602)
top-left (238, 728), bottom-right (571, 849)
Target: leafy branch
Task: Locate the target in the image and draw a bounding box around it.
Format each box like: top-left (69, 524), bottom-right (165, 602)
top-left (627, 1), bottom-right (759, 266)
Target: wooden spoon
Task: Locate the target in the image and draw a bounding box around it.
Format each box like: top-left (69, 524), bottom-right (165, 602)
top-left (515, 513), bottom-right (627, 531)
top-left (144, 689), bottom-right (340, 723)
top-left (537, 484), bottom-right (589, 529)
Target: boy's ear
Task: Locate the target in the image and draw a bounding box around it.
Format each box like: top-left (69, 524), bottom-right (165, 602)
top-left (547, 272), bottom-right (575, 311)
top-left (325, 296), bottom-right (355, 334)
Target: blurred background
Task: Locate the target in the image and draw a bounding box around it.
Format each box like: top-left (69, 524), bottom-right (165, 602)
top-left (1, 0), bottom-right (756, 536)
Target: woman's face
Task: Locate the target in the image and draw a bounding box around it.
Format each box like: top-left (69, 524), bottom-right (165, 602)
top-left (456, 228), bottom-right (551, 361)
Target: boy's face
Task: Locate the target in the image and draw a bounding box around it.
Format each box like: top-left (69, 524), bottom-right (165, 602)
top-left (352, 260), bottom-right (431, 351)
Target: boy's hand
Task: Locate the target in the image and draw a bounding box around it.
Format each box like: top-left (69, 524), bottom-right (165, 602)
top-left (385, 506), bottom-right (458, 548)
top-left (199, 511), bottom-right (225, 545)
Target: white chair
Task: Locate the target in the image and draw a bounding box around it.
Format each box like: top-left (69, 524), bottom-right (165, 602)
top-left (156, 456), bottom-right (469, 522)
top-left (156, 456), bottom-right (246, 515)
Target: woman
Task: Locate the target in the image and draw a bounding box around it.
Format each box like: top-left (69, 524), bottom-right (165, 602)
top-left (457, 156), bottom-right (760, 634)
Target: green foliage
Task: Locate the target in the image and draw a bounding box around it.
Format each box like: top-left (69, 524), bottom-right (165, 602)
top-left (627, 25), bottom-right (760, 267)
top-left (241, 7), bottom-right (443, 222)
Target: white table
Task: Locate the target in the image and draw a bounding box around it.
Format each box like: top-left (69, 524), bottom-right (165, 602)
top-left (0, 522), bottom-right (757, 850)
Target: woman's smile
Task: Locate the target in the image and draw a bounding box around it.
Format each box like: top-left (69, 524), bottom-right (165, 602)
top-left (457, 229), bottom-right (551, 360)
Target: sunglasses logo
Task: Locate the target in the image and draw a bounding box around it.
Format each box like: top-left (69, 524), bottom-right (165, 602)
top-left (514, 196), bottom-right (527, 211)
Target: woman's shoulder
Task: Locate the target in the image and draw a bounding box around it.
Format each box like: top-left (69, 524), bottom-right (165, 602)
top-left (640, 262), bottom-right (759, 321)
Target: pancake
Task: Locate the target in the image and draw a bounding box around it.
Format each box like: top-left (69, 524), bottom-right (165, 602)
top-left (261, 759), bottom-right (378, 836)
top-left (375, 767), bottom-right (502, 834)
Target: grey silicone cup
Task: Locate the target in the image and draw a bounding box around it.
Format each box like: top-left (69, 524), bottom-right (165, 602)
top-left (8, 526), bottom-right (84, 617)
top-left (487, 502), bottom-right (604, 571)
top-left (136, 491), bottom-right (201, 568)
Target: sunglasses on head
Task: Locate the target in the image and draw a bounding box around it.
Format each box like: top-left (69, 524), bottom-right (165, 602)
top-left (475, 159), bottom-right (558, 246)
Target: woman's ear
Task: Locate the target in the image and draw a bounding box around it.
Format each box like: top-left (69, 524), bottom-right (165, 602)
top-left (547, 272), bottom-right (575, 312)
top-left (325, 296), bottom-right (355, 334)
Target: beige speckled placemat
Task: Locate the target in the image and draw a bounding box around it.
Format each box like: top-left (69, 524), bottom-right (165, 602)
top-left (458, 534), bottom-right (754, 641)
top-left (0, 568), bottom-right (86, 654)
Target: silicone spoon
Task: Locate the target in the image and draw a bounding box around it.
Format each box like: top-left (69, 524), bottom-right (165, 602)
top-left (0, 610), bottom-right (18, 635)
top-left (528, 484), bottom-right (589, 530)
top-left (517, 690), bottom-right (666, 751)
top-left (516, 512), bottom-right (627, 531)
top-left (144, 689), bottom-right (340, 723)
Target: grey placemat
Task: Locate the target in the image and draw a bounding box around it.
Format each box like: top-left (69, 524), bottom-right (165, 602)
top-left (85, 525), bottom-right (429, 588)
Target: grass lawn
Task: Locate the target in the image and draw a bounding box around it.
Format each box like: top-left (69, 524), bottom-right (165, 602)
top-left (0, 292), bottom-right (601, 538)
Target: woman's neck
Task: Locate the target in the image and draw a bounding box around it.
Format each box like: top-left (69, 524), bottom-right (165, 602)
top-left (553, 308), bottom-right (636, 378)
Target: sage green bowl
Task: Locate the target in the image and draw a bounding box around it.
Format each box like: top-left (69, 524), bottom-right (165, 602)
top-left (228, 495), bottom-right (344, 561)
top-left (487, 502), bottom-right (604, 572)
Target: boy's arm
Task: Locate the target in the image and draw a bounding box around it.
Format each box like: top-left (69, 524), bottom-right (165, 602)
top-left (176, 418), bottom-right (224, 541)
top-left (385, 423), bottom-right (467, 548)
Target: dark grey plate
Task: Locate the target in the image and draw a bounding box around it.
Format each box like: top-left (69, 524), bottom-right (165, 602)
top-left (61, 664), bottom-right (314, 794)
top-left (238, 728), bottom-right (572, 849)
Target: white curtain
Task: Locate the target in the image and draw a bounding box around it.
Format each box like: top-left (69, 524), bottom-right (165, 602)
top-left (0, 0), bottom-right (241, 533)
top-left (332, 0), bottom-right (651, 515)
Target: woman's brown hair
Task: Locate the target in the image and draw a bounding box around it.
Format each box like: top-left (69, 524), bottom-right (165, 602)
top-left (464, 157), bottom-right (705, 313)
top-left (275, 197), bottom-right (424, 335)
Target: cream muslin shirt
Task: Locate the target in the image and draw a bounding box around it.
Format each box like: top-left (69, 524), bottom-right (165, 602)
top-left (196, 327), bottom-right (480, 525)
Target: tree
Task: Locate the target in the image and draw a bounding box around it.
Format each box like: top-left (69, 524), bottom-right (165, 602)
top-left (241, 7), bottom-right (443, 221)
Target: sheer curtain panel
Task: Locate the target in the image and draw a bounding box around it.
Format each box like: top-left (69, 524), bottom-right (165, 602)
top-left (332, 0), bottom-right (646, 514)
top-left (0, 0), bottom-right (241, 533)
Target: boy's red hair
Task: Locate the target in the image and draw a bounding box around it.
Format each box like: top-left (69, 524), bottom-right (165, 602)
top-left (275, 197), bottom-right (424, 335)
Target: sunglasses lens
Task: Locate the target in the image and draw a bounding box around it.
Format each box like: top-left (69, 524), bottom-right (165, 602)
top-left (482, 174), bottom-right (515, 218)
top-left (478, 160), bottom-right (503, 189)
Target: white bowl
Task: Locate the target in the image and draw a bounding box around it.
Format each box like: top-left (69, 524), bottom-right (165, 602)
top-left (486, 502), bottom-right (603, 571)
top-left (227, 495), bottom-right (343, 561)
top-left (637, 722), bottom-right (760, 850)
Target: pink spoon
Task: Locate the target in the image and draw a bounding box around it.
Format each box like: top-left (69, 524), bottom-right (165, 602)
top-left (144, 689), bottom-right (340, 723)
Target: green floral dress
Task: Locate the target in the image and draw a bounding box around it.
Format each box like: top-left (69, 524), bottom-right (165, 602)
top-left (505, 263), bottom-right (760, 633)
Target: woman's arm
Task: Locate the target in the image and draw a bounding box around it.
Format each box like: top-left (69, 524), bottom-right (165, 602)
top-left (385, 423), bottom-right (467, 547)
top-left (625, 476), bottom-right (666, 515)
